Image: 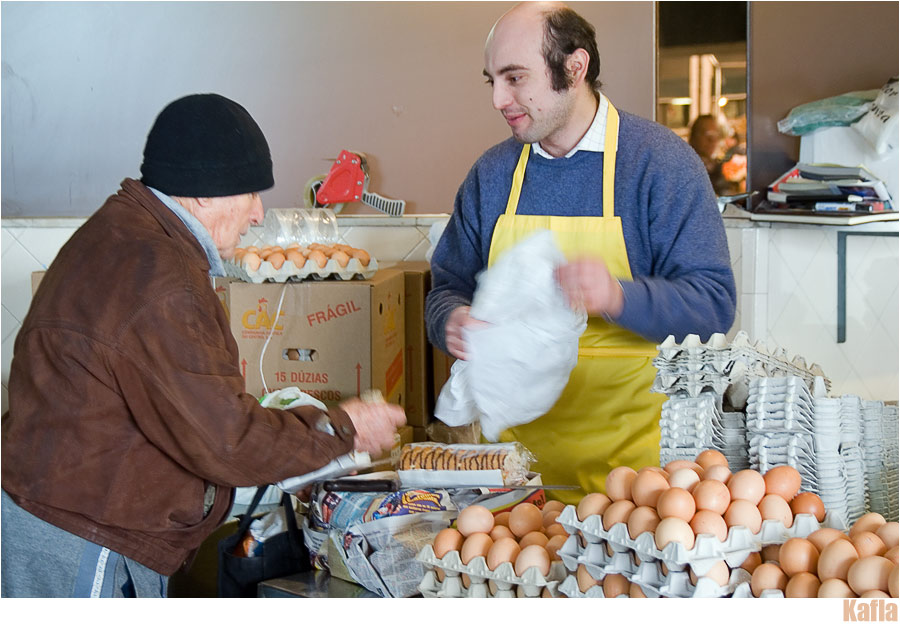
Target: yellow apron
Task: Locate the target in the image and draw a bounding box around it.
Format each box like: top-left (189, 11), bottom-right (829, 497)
top-left (489, 102), bottom-right (665, 504)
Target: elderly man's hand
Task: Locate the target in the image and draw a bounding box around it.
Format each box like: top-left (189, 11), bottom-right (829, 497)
top-left (555, 258), bottom-right (624, 319)
top-left (339, 398), bottom-right (406, 456)
top-left (444, 306), bottom-right (490, 360)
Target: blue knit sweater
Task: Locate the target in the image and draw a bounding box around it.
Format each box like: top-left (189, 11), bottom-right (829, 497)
top-left (425, 109), bottom-right (736, 350)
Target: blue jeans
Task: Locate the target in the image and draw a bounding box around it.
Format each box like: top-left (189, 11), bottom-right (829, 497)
top-left (1, 490), bottom-right (168, 597)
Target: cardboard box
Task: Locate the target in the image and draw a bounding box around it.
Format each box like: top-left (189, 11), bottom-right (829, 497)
top-left (432, 347), bottom-right (456, 410)
top-left (227, 269), bottom-right (405, 406)
top-left (392, 261), bottom-right (433, 427)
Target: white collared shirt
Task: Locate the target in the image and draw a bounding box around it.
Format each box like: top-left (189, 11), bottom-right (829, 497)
top-left (532, 92), bottom-right (613, 159)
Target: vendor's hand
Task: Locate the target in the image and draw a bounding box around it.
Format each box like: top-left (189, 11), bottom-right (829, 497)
top-left (445, 306), bottom-right (489, 360)
top-left (339, 397), bottom-right (406, 456)
top-left (555, 258), bottom-right (624, 319)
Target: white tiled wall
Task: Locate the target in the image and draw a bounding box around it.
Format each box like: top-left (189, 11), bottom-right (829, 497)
top-left (2, 216), bottom-right (898, 415)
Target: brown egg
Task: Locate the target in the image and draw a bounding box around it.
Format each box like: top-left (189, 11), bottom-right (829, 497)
top-left (724, 499), bottom-right (763, 533)
top-left (460, 533), bottom-right (493, 564)
top-left (606, 466), bottom-right (638, 501)
top-left (602, 500), bottom-right (636, 531)
top-left (626, 505), bottom-right (661, 539)
top-left (655, 517), bottom-right (695, 551)
top-left (543, 500), bottom-right (566, 514)
top-left (286, 249), bottom-right (306, 268)
top-left (852, 531), bottom-right (887, 558)
top-left (486, 536), bottom-right (520, 571)
top-left (847, 555), bottom-right (894, 595)
top-left (668, 467), bottom-right (701, 491)
top-left (818, 538), bottom-right (860, 580)
top-left (884, 546), bottom-right (899, 565)
top-left (457, 505), bottom-right (495, 536)
top-left (692, 479), bottom-right (731, 515)
top-left (542, 510), bottom-right (561, 528)
top-left (850, 512), bottom-right (887, 538)
top-left (790, 492), bottom-right (826, 522)
top-left (690, 509), bottom-right (729, 542)
top-left (331, 250), bottom-right (351, 268)
top-left (233, 248), bottom-right (246, 262)
top-left (576, 492), bottom-right (611, 521)
top-left (519, 531), bottom-right (549, 549)
top-left (665, 459), bottom-right (703, 475)
top-left (509, 503), bottom-right (544, 538)
top-left (807, 527), bottom-right (851, 552)
top-left (689, 560), bottom-right (730, 586)
top-left (890, 566), bottom-right (899, 598)
top-left (433, 527), bottom-right (464, 559)
top-left (761, 544), bottom-right (781, 565)
top-left (545, 523), bottom-right (568, 539)
top-left (740, 551), bottom-right (762, 574)
top-left (763, 465), bottom-right (802, 501)
top-left (818, 578), bottom-right (856, 598)
top-left (545, 534), bottom-right (567, 561)
top-left (703, 464), bottom-right (732, 484)
top-left (490, 525), bottom-right (515, 542)
top-left (876, 522), bottom-right (900, 549)
top-left (860, 590), bottom-right (891, 598)
top-left (576, 564), bottom-right (600, 593)
top-left (785, 571), bottom-right (821, 597)
top-left (602, 573), bottom-right (630, 597)
top-left (728, 469), bottom-right (766, 505)
top-left (514, 544), bottom-right (551, 577)
top-left (631, 469), bottom-right (670, 507)
top-left (758, 493), bottom-right (794, 528)
top-left (267, 251), bottom-right (286, 270)
top-left (351, 248), bottom-right (371, 267)
top-left (750, 562), bottom-right (788, 596)
top-left (657, 487), bottom-right (696, 522)
top-left (307, 249), bottom-right (328, 268)
top-left (695, 449), bottom-right (729, 470)
top-left (779, 538), bottom-right (819, 576)
top-left (242, 251), bottom-right (262, 271)
top-left (494, 511), bottom-right (511, 527)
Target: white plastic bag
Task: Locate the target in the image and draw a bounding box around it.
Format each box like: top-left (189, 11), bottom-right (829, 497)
top-left (434, 230), bottom-right (587, 441)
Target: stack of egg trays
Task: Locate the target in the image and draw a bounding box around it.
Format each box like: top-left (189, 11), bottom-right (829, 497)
top-left (555, 504), bottom-right (838, 599)
top-left (838, 396), bottom-right (868, 525)
top-left (224, 255), bottom-right (378, 283)
top-left (862, 401), bottom-right (900, 521)
top-left (415, 544), bottom-right (568, 598)
top-left (811, 395), bottom-right (852, 526)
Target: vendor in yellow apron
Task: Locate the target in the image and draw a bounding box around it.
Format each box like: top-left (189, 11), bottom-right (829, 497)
top-left (491, 102), bottom-right (666, 505)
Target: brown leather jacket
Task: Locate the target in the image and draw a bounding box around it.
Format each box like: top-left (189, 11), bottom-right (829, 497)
top-left (1, 179), bottom-right (356, 575)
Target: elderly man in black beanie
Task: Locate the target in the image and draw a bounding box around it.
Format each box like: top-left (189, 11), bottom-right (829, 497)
top-left (1, 94), bottom-right (406, 597)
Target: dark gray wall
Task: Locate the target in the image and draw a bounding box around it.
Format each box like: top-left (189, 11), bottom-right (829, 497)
top-left (1, 1), bottom-right (654, 217)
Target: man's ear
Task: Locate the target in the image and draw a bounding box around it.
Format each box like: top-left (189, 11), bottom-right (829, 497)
top-left (566, 48), bottom-right (590, 87)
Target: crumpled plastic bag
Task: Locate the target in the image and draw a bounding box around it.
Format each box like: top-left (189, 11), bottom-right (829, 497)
top-left (777, 89), bottom-right (880, 136)
top-left (852, 77), bottom-right (899, 155)
top-left (434, 230), bottom-right (587, 441)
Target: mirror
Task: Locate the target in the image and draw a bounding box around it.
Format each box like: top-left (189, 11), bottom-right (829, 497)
top-left (656, 1), bottom-right (748, 198)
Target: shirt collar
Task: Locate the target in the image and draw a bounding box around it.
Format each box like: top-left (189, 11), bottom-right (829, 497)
top-left (533, 92), bottom-right (611, 159)
top-left (149, 187), bottom-right (226, 277)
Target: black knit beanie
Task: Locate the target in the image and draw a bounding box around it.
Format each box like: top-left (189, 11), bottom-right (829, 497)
top-left (140, 93), bottom-right (274, 197)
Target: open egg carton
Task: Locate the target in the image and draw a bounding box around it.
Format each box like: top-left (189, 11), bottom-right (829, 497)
top-left (556, 504), bottom-right (843, 579)
top-left (416, 544), bottom-right (568, 597)
top-left (227, 207), bottom-right (378, 283)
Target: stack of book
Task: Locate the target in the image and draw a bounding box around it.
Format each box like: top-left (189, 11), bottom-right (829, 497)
top-left (764, 163), bottom-right (894, 213)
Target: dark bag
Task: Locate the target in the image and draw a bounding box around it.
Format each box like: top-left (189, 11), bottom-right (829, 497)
top-left (217, 485), bottom-right (311, 597)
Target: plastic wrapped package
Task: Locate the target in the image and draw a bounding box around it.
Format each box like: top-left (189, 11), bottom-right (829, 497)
top-left (777, 90), bottom-right (879, 136)
top-left (434, 230), bottom-right (587, 441)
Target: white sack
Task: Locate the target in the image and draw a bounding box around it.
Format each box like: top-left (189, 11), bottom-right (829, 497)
top-left (434, 230), bottom-right (587, 441)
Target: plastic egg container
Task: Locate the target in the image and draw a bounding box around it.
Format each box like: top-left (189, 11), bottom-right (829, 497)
top-left (227, 243), bottom-right (377, 283)
top-left (416, 544), bottom-right (567, 597)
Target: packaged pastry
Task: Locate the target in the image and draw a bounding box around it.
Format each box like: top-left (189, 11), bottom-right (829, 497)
top-left (398, 442), bottom-right (534, 486)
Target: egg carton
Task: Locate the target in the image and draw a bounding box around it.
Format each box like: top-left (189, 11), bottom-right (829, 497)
top-left (630, 560), bottom-right (752, 598)
top-left (556, 574), bottom-right (631, 598)
top-left (224, 255), bottom-right (378, 283)
top-left (557, 505), bottom-right (843, 576)
top-left (417, 569), bottom-right (565, 598)
top-left (415, 544), bottom-right (567, 597)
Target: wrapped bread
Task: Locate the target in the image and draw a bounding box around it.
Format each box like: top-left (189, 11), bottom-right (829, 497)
top-left (398, 442), bottom-right (534, 486)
